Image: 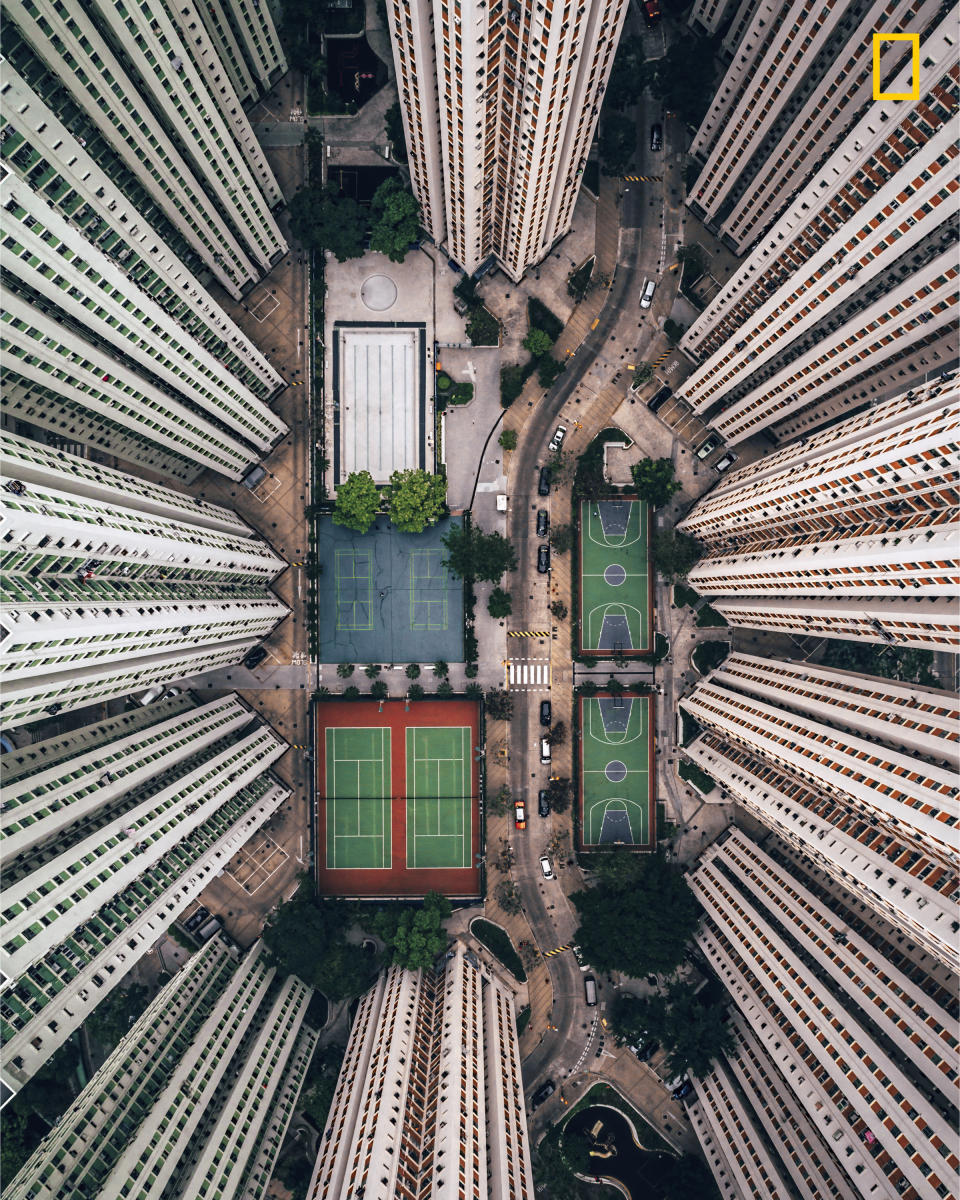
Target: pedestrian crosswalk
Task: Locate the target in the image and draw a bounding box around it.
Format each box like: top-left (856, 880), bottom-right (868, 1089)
top-left (505, 659), bottom-right (551, 691)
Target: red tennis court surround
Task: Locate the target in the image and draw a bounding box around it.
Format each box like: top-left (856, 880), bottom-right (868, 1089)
top-left (315, 698), bottom-right (482, 899)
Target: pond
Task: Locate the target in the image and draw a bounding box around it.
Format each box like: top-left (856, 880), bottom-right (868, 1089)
top-left (327, 36), bottom-right (387, 108)
top-left (565, 1106), bottom-right (678, 1198)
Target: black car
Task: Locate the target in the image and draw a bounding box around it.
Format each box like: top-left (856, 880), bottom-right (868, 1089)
top-left (243, 645), bottom-right (268, 670)
top-left (539, 700), bottom-right (552, 726)
top-left (537, 466), bottom-right (551, 496)
top-left (536, 509), bottom-right (549, 537)
top-left (650, 123), bottom-right (663, 151)
top-left (648, 386), bottom-right (671, 412)
top-left (537, 544), bottom-right (550, 573)
top-left (538, 790), bottom-right (550, 817)
top-left (530, 1080), bottom-right (556, 1110)
top-left (637, 1040), bottom-right (659, 1062)
top-left (184, 906), bottom-right (209, 933)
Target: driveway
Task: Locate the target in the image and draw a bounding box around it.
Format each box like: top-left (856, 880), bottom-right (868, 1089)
top-left (440, 347), bottom-right (504, 511)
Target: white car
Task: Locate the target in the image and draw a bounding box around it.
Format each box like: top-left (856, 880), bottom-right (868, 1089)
top-left (548, 424), bottom-right (567, 452)
top-left (539, 855), bottom-right (554, 880)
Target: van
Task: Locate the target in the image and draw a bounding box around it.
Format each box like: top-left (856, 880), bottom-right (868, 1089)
top-left (640, 279), bottom-right (656, 309)
top-left (584, 975), bottom-right (598, 1006)
top-left (540, 738), bottom-right (551, 764)
top-left (138, 686), bottom-right (164, 706)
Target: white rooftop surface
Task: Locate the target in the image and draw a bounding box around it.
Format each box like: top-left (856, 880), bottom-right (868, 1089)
top-left (338, 328), bottom-right (420, 484)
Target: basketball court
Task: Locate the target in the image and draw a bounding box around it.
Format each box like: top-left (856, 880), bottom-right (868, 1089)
top-left (579, 497), bottom-right (652, 656)
top-left (315, 698), bottom-right (481, 898)
top-left (315, 516), bottom-right (464, 664)
top-left (579, 693), bottom-right (655, 849)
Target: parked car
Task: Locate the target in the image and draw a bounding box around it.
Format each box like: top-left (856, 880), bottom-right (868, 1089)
top-left (714, 451), bottom-right (738, 473)
top-left (539, 855), bottom-right (554, 880)
top-left (540, 737), bottom-right (551, 764)
top-left (537, 466), bottom-right (551, 496)
top-left (672, 1081), bottom-right (694, 1101)
top-left (584, 975), bottom-right (598, 1006)
top-left (640, 279), bottom-right (657, 309)
top-left (538, 789), bottom-right (550, 817)
top-left (138, 686), bottom-right (164, 706)
top-left (243, 645), bottom-right (268, 670)
top-left (548, 424), bottom-right (567, 452)
top-left (184, 906), bottom-right (209, 933)
top-left (536, 509), bottom-right (549, 538)
top-left (650, 123), bottom-right (663, 151)
top-left (241, 464), bottom-right (266, 490)
top-left (539, 699), bottom-right (552, 726)
top-left (537, 544), bottom-right (550, 573)
top-left (530, 1080), bottom-right (556, 1110)
top-left (648, 385), bottom-right (672, 412)
top-left (695, 434), bottom-right (721, 460)
top-left (637, 1040), bottom-right (659, 1062)
top-left (514, 799), bottom-right (526, 830)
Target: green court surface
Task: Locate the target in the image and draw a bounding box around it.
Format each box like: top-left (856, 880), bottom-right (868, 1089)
top-left (325, 727), bottom-right (391, 869)
top-left (580, 498), bottom-right (650, 654)
top-left (406, 726), bottom-right (472, 869)
top-left (581, 695), bottom-right (652, 847)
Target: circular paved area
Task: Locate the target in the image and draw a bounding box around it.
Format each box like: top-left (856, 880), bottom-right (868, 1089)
top-left (360, 274), bottom-right (398, 311)
top-left (603, 563), bottom-right (627, 586)
top-left (604, 760), bottom-right (627, 782)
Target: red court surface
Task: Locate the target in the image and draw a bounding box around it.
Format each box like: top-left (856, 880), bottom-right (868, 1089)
top-left (315, 698), bottom-right (482, 899)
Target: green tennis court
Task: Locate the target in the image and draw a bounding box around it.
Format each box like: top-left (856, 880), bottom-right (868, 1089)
top-left (580, 695), bottom-right (653, 847)
top-left (325, 727), bottom-right (391, 868)
top-left (406, 726), bottom-right (472, 868)
top-left (579, 498), bottom-right (651, 655)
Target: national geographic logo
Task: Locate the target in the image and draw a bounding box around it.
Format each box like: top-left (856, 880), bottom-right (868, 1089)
top-left (873, 32), bottom-right (920, 100)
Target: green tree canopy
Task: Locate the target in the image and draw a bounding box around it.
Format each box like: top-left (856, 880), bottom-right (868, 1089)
top-left (384, 101), bottom-right (408, 162)
top-left (676, 243), bottom-right (709, 281)
top-left (262, 886), bottom-right (378, 1000)
top-left (442, 523), bottom-right (518, 583)
top-left (606, 35), bottom-right (651, 109)
top-left (369, 178), bottom-right (420, 262)
top-left (533, 1137), bottom-right (580, 1200)
top-left (820, 638), bottom-right (940, 687)
top-left (487, 587), bottom-right (512, 618)
top-left (288, 183), bottom-right (366, 260)
top-left (333, 470), bottom-right (381, 533)
top-left (86, 982), bottom-right (152, 1052)
top-left (365, 891), bottom-right (451, 970)
top-left (631, 458), bottom-right (683, 508)
top-left (633, 361), bottom-right (655, 383)
top-left (538, 357), bottom-right (566, 388)
top-left (610, 980), bottom-right (735, 1079)
top-left (523, 327), bottom-right (554, 357)
top-left (599, 113), bottom-right (636, 176)
top-left (387, 469), bottom-right (446, 532)
top-left (651, 34), bottom-right (717, 128)
top-left (485, 688), bottom-right (514, 720)
top-left (572, 852), bottom-right (700, 977)
top-left (498, 428), bottom-right (518, 450)
top-left (651, 529), bottom-right (703, 579)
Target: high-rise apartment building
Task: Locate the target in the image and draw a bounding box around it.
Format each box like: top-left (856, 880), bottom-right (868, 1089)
top-left (0, 694), bottom-right (290, 1097)
top-left (685, 827), bottom-right (959, 1200)
top-left (386, 0), bottom-right (628, 281)
top-left (308, 941), bottom-right (534, 1199)
top-left (686, 0), bottom-right (945, 254)
top-left (680, 653), bottom-right (959, 970)
top-left (6, 937), bottom-right (317, 1200)
top-left (0, 435), bottom-right (288, 728)
top-left (677, 376), bottom-right (960, 650)
top-left (675, 14), bottom-right (958, 446)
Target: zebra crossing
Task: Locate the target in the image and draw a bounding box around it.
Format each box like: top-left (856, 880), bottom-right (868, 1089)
top-left (504, 659), bottom-right (551, 692)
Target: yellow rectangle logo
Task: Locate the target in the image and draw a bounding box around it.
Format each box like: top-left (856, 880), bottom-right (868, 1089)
top-left (873, 32), bottom-right (920, 100)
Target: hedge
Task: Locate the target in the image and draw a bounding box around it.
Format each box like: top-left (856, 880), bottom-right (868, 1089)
top-left (470, 918), bottom-right (526, 981)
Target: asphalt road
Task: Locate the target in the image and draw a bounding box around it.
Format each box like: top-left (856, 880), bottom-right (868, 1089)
top-left (502, 92), bottom-right (688, 1112)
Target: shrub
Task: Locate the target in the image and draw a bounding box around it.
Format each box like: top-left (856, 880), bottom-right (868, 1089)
top-left (405, 663), bottom-right (421, 678)
top-left (370, 680), bottom-right (388, 699)
top-left (679, 759), bottom-right (716, 794)
top-left (696, 604), bottom-right (729, 628)
top-left (342, 685), bottom-right (360, 698)
top-left (488, 588), bottom-right (512, 618)
top-left (465, 682), bottom-right (483, 698)
top-left (451, 382), bottom-right (473, 404)
top-left (437, 373), bottom-right (452, 393)
top-left (500, 364), bottom-right (526, 407)
top-left (466, 305), bottom-right (499, 345)
top-left (336, 663), bottom-right (354, 678)
top-left (408, 683), bottom-right (425, 699)
top-left (436, 680), bottom-right (454, 697)
top-left (471, 919), bottom-right (526, 981)
top-left (498, 428), bottom-right (518, 450)
top-left (465, 662), bottom-right (479, 678)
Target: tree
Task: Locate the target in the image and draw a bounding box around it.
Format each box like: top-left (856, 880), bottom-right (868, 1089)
top-left (297, 1043), bottom-right (347, 1130)
top-left (433, 659), bottom-right (449, 678)
top-left (366, 892), bottom-right (451, 970)
top-left (467, 305), bottom-right (500, 346)
top-left (494, 880), bottom-right (523, 915)
top-left (550, 600), bottom-right (568, 620)
top-left (288, 183), bottom-right (366, 261)
top-left (538, 357), bottom-right (566, 388)
top-left (86, 982), bottom-right (151, 1051)
top-left (599, 113), bottom-right (635, 176)
top-left (364, 663), bottom-right (381, 678)
top-left (546, 721), bottom-right (566, 746)
top-left (572, 852), bottom-right (701, 977)
top-left (631, 458), bottom-right (683, 509)
top-left (384, 100), bottom-right (408, 162)
top-left (500, 363), bottom-right (528, 406)
top-left (405, 663), bottom-right (421, 678)
top-left (387, 469), bottom-right (446, 532)
top-left (488, 587), bottom-right (512, 618)
top-left (343, 685), bottom-right (360, 698)
top-left (633, 361), bottom-right (655, 383)
top-left (651, 34), bottom-right (717, 128)
top-left (533, 1138), bottom-right (580, 1200)
top-left (820, 638), bottom-right (940, 687)
top-left (664, 318), bottom-right (686, 342)
top-left (369, 177), bottom-right (420, 262)
top-left (442, 523), bottom-right (518, 583)
top-left (333, 470), bottom-right (380, 533)
top-left (549, 523), bottom-right (573, 554)
top-left (676, 243), bottom-right (709, 282)
top-left (561, 1129), bottom-right (593, 1177)
top-left (606, 36), bottom-right (650, 109)
top-left (485, 689), bottom-right (514, 721)
top-left (370, 680), bottom-right (388, 699)
top-left (498, 428), bottom-right (518, 450)
top-left (489, 785), bottom-right (513, 816)
top-left (408, 683), bottom-right (425, 699)
top-left (612, 980), bottom-right (735, 1079)
top-left (546, 777), bottom-right (572, 814)
top-left (523, 327), bottom-right (553, 357)
top-left (262, 888), bottom-right (378, 1000)
top-left (337, 662), bottom-right (355, 678)
top-left (651, 530), bottom-right (703, 580)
